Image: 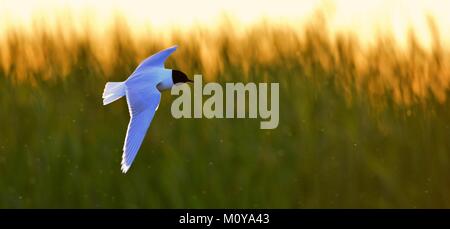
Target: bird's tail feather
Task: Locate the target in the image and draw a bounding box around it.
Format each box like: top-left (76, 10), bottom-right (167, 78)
top-left (103, 82), bottom-right (126, 105)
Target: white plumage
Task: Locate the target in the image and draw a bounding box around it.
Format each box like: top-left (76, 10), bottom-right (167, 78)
top-left (102, 45), bottom-right (178, 173)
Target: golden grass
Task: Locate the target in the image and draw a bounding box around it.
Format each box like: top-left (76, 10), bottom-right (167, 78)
top-left (1, 13), bottom-right (450, 208)
top-left (2, 14), bottom-right (449, 107)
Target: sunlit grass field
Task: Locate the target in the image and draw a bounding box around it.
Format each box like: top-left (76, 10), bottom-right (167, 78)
top-left (1, 14), bottom-right (450, 208)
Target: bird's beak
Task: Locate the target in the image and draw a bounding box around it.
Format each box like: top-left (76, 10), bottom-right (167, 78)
top-left (188, 79), bottom-right (194, 83)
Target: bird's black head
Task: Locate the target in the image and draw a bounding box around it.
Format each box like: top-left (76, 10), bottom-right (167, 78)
top-left (172, 70), bottom-right (193, 84)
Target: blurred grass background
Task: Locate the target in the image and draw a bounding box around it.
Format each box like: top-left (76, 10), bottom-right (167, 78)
top-left (1, 12), bottom-right (450, 208)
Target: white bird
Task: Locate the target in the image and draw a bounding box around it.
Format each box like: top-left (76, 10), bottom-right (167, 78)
top-left (102, 45), bottom-right (192, 173)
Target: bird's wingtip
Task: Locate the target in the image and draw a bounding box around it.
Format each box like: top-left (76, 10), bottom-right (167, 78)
top-left (121, 163), bottom-right (130, 173)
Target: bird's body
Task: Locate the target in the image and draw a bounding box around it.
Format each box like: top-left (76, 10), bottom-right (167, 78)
top-left (102, 45), bottom-right (191, 173)
top-left (127, 68), bottom-right (172, 92)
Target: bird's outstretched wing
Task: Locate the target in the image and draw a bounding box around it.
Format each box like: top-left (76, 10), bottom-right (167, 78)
top-left (133, 45), bottom-right (178, 74)
top-left (121, 87), bottom-right (161, 173)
